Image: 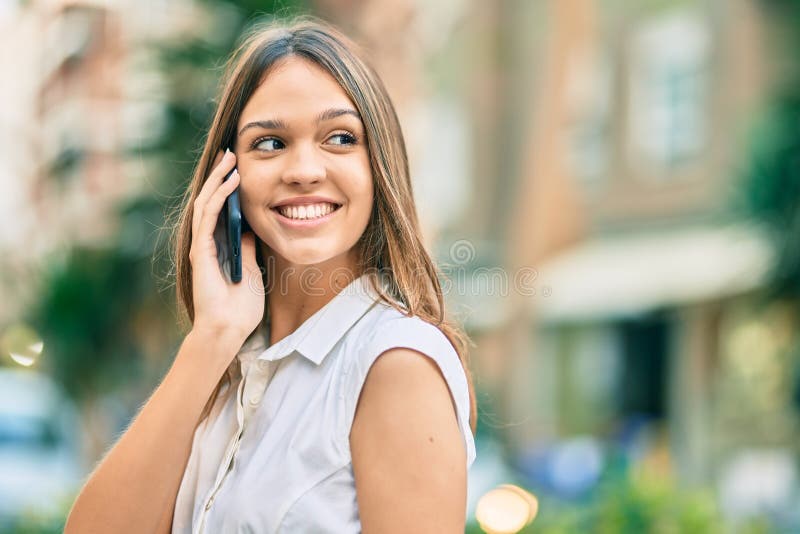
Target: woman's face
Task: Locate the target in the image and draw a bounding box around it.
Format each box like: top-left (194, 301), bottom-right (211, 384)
top-left (235, 56), bottom-right (373, 274)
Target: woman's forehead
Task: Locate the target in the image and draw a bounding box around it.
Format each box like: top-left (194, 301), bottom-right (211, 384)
top-left (238, 56), bottom-right (356, 126)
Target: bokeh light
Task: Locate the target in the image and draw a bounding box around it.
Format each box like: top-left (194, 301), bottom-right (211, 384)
top-left (1, 323), bottom-right (44, 367)
top-left (475, 484), bottom-right (539, 534)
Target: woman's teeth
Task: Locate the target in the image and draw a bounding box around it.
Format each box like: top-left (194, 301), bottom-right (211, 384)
top-left (277, 202), bottom-right (338, 220)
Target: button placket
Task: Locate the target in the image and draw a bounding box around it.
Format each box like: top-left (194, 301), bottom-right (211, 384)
top-left (242, 370), bottom-right (264, 417)
top-left (248, 359), bottom-right (280, 407)
top-left (196, 373), bottom-right (249, 533)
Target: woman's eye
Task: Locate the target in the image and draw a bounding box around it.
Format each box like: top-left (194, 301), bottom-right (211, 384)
top-left (254, 137), bottom-right (284, 151)
top-left (327, 133), bottom-right (357, 146)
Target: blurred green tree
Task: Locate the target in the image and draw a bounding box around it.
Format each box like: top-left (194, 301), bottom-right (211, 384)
top-left (741, 95), bottom-right (800, 299)
top-left (743, 1), bottom-right (800, 299)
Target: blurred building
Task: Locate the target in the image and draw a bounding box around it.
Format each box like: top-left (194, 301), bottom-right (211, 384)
top-left (0, 0), bottom-right (192, 325)
top-left (437, 0), bottom-right (795, 512)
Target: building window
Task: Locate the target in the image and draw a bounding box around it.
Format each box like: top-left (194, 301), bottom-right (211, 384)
top-left (566, 50), bottom-right (612, 191)
top-left (628, 11), bottom-right (710, 174)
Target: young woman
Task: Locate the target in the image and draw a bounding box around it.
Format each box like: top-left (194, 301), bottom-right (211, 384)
top-left (65, 16), bottom-right (476, 533)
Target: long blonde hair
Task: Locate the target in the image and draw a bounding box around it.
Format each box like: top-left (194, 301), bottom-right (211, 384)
top-left (170, 16), bottom-right (477, 433)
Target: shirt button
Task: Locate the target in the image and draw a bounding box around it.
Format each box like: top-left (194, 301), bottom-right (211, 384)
top-left (249, 394), bottom-right (262, 406)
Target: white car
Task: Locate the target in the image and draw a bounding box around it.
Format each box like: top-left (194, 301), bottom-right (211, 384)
top-left (0, 367), bottom-right (83, 530)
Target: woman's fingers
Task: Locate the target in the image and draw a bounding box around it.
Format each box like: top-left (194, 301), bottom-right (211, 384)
top-left (197, 169), bottom-right (240, 240)
top-left (209, 148), bottom-right (225, 172)
top-left (192, 149), bottom-right (236, 238)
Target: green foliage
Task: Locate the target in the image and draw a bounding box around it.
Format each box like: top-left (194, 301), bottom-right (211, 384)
top-left (525, 477), bottom-right (722, 534)
top-left (30, 243), bottom-right (149, 403)
top-left (739, 2), bottom-right (800, 300)
top-left (740, 94), bottom-right (800, 299)
top-left (0, 491), bottom-right (74, 533)
top-left (466, 475), bottom-right (770, 534)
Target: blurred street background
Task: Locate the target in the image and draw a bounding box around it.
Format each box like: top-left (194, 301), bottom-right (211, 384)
top-left (2, 0), bottom-right (800, 532)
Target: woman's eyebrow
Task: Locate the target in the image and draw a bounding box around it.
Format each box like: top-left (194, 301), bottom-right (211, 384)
top-left (238, 108), bottom-right (361, 137)
top-left (316, 107), bottom-right (360, 124)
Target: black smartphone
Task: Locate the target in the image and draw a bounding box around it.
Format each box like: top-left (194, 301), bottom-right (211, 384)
top-left (223, 165), bottom-right (248, 283)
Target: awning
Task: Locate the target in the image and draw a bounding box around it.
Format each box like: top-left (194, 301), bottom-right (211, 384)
top-left (534, 224), bottom-right (773, 323)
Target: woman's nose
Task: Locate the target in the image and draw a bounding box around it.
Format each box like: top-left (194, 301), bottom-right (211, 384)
top-left (280, 143), bottom-right (326, 186)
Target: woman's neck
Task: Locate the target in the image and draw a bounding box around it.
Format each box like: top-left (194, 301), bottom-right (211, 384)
top-left (262, 246), bottom-right (362, 347)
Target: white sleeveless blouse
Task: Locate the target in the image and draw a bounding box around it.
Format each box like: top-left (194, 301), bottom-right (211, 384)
top-left (171, 274), bottom-right (476, 533)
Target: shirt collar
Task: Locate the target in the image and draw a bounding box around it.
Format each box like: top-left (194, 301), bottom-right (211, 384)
top-left (250, 273), bottom-right (384, 366)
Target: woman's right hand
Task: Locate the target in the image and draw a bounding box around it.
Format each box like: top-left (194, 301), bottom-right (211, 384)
top-left (189, 149), bottom-right (265, 347)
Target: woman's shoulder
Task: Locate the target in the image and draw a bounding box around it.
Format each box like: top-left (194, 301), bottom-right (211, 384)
top-left (353, 300), bottom-right (455, 356)
top-left (346, 300), bottom-right (462, 386)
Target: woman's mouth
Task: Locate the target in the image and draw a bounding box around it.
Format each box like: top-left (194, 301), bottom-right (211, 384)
top-left (271, 202), bottom-right (343, 228)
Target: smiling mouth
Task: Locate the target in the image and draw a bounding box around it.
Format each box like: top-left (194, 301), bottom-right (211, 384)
top-left (271, 202), bottom-right (342, 221)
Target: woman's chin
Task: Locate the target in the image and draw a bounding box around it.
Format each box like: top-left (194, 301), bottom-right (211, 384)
top-left (260, 233), bottom-right (361, 271)
top-left (274, 247), bottom-right (339, 267)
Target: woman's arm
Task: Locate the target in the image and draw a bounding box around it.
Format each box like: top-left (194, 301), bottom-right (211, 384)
top-left (350, 347), bottom-right (468, 533)
top-left (63, 327), bottom-right (241, 534)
